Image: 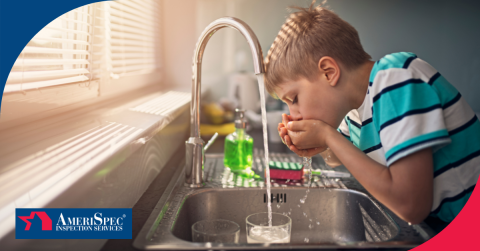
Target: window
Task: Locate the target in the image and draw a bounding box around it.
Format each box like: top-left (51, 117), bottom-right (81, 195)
top-left (6, 6), bottom-right (92, 92)
top-left (2, 0), bottom-right (162, 123)
top-left (107, 0), bottom-right (161, 78)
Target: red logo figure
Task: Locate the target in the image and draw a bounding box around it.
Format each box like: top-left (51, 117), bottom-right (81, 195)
top-left (18, 212), bottom-right (52, 231)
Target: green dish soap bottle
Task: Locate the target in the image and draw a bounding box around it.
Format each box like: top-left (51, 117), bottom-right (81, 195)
top-left (224, 109), bottom-right (254, 176)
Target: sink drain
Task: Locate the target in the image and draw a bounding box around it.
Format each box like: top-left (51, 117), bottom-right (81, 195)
top-left (264, 193), bottom-right (287, 203)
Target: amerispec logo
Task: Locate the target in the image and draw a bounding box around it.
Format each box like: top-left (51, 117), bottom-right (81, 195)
top-left (16, 208), bottom-right (132, 239)
top-left (17, 211), bottom-right (52, 231)
top-left (56, 212), bottom-right (125, 231)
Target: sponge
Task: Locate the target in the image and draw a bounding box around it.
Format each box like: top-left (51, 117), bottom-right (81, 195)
top-left (268, 161), bottom-right (304, 180)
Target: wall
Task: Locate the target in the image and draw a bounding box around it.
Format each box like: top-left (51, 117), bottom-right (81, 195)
top-left (196, 0), bottom-right (480, 112)
top-left (161, 0), bottom-right (198, 92)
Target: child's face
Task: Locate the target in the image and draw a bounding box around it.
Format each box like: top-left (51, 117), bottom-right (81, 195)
top-left (275, 77), bottom-right (347, 128)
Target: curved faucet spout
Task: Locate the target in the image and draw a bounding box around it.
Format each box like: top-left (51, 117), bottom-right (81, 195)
top-left (192, 17), bottom-right (265, 138)
top-left (185, 17), bottom-right (265, 187)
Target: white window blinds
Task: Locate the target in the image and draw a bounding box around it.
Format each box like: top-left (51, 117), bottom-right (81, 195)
top-left (6, 5), bottom-right (92, 93)
top-left (6, 0), bottom-right (161, 93)
top-left (107, 0), bottom-right (161, 79)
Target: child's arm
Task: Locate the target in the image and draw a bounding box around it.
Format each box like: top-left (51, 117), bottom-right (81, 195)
top-left (286, 120), bottom-right (433, 224)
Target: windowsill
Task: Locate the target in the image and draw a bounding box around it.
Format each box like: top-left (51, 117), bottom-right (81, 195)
top-left (0, 85), bottom-right (191, 239)
top-left (0, 71), bottom-right (163, 130)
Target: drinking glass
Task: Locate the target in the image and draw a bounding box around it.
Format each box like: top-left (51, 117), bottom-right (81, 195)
top-left (191, 219), bottom-right (240, 243)
top-left (246, 212), bottom-right (292, 243)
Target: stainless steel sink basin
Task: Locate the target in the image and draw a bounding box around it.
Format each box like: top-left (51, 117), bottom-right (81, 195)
top-left (172, 188), bottom-right (398, 243)
top-left (133, 153), bottom-right (435, 250)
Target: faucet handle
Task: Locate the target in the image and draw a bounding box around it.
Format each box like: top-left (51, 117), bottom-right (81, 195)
top-left (204, 132), bottom-right (219, 152)
top-left (185, 136), bottom-right (205, 188)
top-left (185, 132), bottom-right (217, 188)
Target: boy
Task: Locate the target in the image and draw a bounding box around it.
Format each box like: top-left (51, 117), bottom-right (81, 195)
top-left (267, 2), bottom-right (480, 225)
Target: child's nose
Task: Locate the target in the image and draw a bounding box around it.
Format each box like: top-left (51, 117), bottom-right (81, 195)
top-left (289, 110), bottom-right (302, 121)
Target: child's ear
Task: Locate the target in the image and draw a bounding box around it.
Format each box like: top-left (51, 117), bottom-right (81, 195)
top-left (317, 56), bottom-right (340, 87)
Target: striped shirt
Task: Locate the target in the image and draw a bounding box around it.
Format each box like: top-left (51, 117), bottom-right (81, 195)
top-left (338, 52), bottom-right (480, 222)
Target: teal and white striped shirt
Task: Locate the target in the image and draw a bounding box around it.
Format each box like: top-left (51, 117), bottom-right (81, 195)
top-left (338, 52), bottom-right (480, 222)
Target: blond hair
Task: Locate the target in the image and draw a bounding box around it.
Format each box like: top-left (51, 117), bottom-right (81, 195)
top-left (264, 0), bottom-right (371, 96)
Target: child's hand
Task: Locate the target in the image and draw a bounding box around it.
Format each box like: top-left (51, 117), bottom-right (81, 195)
top-left (286, 119), bottom-right (334, 153)
top-left (286, 142), bottom-right (324, 157)
top-left (277, 114), bottom-right (324, 157)
top-left (277, 113), bottom-right (292, 145)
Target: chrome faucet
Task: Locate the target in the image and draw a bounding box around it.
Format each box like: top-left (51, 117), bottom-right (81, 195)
top-left (185, 17), bottom-right (265, 187)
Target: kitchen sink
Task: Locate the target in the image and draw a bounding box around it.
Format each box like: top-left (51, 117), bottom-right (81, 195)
top-left (133, 152), bottom-right (435, 250)
top-left (172, 188), bottom-right (398, 243)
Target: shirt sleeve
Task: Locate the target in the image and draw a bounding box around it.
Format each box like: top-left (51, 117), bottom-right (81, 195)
top-left (371, 62), bottom-right (451, 166)
top-left (337, 116), bottom-right (352, 142)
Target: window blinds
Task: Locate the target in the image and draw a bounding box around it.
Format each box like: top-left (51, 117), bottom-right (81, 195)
top-left (107, 0), bottom-right (161, 79)
top-left (6, 5), bottom-right (92, 93)
top-left (5, 0), bottom-right (161, 93)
